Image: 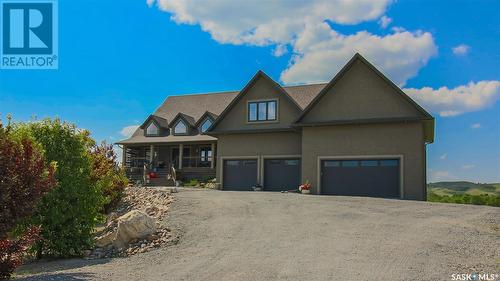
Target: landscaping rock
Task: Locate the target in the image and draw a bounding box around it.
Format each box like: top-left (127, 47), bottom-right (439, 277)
top-left (113, 210), bottom-right (157, 249)
top-left (89, 186), bottom-right (176, 259)
top-left (95, 231), bottom-right (116, 247)
top-left (106, 212), bottom-right (119, 226)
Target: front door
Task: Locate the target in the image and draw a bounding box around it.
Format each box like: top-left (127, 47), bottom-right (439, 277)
top-left (199, 147), bottom-right (212, 167)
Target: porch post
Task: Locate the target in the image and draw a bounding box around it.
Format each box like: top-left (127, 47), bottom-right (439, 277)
top-left (179, 143), bottom-right (183, 169)
top-left (149, 145), bottom-right (154, 164)
top-left (121, 145), bottom-right (126, 168)
top-left (210, 143), bottom-right (215, 169)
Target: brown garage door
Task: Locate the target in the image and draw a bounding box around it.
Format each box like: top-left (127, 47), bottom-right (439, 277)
top-left (223, 159), bottom-right (258, 191)
top-left (321, 159), bottom-right (400, 198)
top-left (264, 159), bottom-right (301, 192)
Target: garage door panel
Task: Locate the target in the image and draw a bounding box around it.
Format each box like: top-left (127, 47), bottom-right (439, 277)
top-left (264, 158), bottom-right (300, 192)
top-left (223, 159), bottom-right (257, 191)
top-left (321, 159), bottom-right (399, 198)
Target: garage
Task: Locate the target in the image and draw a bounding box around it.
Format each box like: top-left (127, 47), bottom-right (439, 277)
top-left (223, 159), bottom-right (258, 191)
top-left (320, 159), bottom-right (400, 198)
top-left (263, 158), bottom-right (301, 191)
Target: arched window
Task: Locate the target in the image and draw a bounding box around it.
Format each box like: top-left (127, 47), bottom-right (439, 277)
top-left (146, 122), bottom-right (159, 135)
top-left (201, 118), bottom-right (213, 133)
top-left (174, 120), bottom-right (187, 134)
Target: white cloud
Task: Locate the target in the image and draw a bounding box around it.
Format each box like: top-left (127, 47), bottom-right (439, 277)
top-left (120, 125), bottom-right (139, 137)
top-left (149, 0), bottom-right (438, 86)
top-left (471, 123), bottom-right (481, 129)
top-left (452, 44), bottom-right (470, 56)
top-left (149, 0), bottom-right (393, 45)
top-left (272, 44), bottom-right (288, 57)
top-left (440, 153), bottom-right (447, 160)
top-left (391, 26), bottom-right (406, 33)
top-left (378, 15), bottom-right (392, 28)
top-left (404, 81), bottom-right (500, 117)
top-left (281, 27), bottom-right (437, 85)
top-left (461, 164), bottom-right (475, 170)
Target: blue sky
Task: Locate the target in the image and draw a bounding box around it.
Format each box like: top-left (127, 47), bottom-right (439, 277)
top-left (1, 0), bottom-right (499, 183)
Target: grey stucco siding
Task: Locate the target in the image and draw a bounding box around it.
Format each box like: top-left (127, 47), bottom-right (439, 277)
top-left (216, 132), bottom-right (302, 189)
top-left (301, 122), bottom-right (426, 200)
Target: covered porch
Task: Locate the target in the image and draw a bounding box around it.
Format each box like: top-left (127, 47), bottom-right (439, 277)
top-left (121, 142), bottom-right (216, 185)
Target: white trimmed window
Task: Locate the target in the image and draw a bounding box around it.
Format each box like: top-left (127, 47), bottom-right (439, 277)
top-left (174, 120), bottom-right (187, 134)
top-left (146, 122), bottom-right (159, 135)
top-left (200, 118), bottom-right (213, 133)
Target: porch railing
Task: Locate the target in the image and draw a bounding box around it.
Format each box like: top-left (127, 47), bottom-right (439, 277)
top-left (172, 156), bottom-right (213, 168)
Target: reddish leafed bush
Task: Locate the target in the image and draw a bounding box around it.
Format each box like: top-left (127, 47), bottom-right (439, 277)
top-left (89, 142), bottom-right (128, 213)
top-left (0, 124), bottom-right (56, 238)
top-left (0, 122), bottom-right (56, 278)
top-left (0, 227), bottom-right (41, 279)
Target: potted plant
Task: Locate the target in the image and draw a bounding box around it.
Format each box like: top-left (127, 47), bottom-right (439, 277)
top-left (253, 184), bottom-right (263, 191)
top-left (299, 181), bottom-right (311, 194)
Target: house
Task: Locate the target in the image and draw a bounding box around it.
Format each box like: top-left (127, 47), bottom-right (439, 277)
top-left (117, 53), bottom-right (434, 200)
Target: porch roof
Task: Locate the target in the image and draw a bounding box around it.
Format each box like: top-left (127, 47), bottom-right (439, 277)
top-left (115, 134), bottom-right (216, 145)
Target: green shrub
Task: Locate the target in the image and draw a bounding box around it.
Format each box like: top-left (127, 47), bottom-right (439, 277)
top-left (183, 179), bottom-right (200, 187)
top-left (13, 119), bottom-right (106, 257)
top-left (428, 192), bottom-right (499, 207)
top-left (89, 142), bottom-right (128, 213)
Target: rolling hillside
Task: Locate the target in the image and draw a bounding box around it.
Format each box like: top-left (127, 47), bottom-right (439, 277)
top-left (427, 181), bottom-right (500, 196)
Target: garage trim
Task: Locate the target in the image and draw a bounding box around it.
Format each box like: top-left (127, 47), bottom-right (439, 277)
top-left (260, 155), bottom-right (301, 186)
top-left (317, 155), bottom-right (404, 198)
top-left (220, 156), bottom-right (260, 189)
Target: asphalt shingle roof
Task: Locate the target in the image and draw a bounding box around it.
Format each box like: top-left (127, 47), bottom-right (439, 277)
top-left (117, 83), bottom-right (326, 144)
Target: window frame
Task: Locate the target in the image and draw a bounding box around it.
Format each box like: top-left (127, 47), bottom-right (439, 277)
top-left (173, 119), bottom-right (189, 135)
top-left (247, 99), bottom-right (278, 123)
top-left (145, 121), bottom-right (160, 136)
top-left (200, 117), bottom-right (214, 133)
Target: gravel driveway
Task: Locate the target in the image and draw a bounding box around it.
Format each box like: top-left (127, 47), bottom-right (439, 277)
top-left (17, 188), bottom-right (500, 281)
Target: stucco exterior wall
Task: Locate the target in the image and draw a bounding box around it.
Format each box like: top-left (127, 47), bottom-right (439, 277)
top-left (214, 76), bottom-right (302, 131)
top-left (301, 59), bottom-right (424, 123)
top-left (216, 131), bottom-right (302, 186)
top-left (301, 122), bottom-right (426, 200)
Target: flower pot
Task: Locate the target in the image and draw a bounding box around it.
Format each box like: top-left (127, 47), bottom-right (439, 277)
top-left (253, 186), bottom-right (262, 191)
top-left (301, 189), bottom-right (310, 194)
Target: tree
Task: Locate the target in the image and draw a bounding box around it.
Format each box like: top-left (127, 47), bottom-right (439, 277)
top-left (0, 121), bottom-right (56, 278)
top-left (13, 119), bottom-right (106, 257)
top-left (89, 142), bottom-right (128, 213)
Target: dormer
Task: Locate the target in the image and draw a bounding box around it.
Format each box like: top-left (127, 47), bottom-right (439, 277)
top-left (140, 115), bottom-right (169, 137)
top-left (168, 113), bottom-right (196, 135)
top-left (195, 111), bottom-right (218, 134)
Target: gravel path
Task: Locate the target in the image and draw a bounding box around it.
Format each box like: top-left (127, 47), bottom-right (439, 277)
top-left (17, 188), bottom-right (500, 281)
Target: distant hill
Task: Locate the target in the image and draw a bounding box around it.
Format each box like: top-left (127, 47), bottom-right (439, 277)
top-left (428, 181), bottom-right (499, 196)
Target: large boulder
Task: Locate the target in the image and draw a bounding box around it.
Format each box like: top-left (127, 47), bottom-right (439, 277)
top-left (95, 230), bottom-right (116, 247)
top-left (113, 210), bottom-right (157, 248)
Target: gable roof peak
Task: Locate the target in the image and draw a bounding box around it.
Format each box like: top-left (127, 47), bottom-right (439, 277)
top-left (140, 115), bottom-right (168, 129)
top-left (294, 52), bottom-right (433, 123)
top-left (168, 112), bottom-right (196, 128)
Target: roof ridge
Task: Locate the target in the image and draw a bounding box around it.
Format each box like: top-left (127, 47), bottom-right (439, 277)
top-left (167, 90), bottom-right (239, 98)
top-left (283, 82), bottom-right (328, 88)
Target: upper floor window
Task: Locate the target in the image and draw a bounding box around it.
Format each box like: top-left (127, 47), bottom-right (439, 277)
top-left (201, 118), bottom-right (213, 133)
top-left (174, 120), bottom-right (187, 135)
top-left (248, 100), bottom-right (277, 122)
top-left (146, 122), bottom-right (159, 136)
